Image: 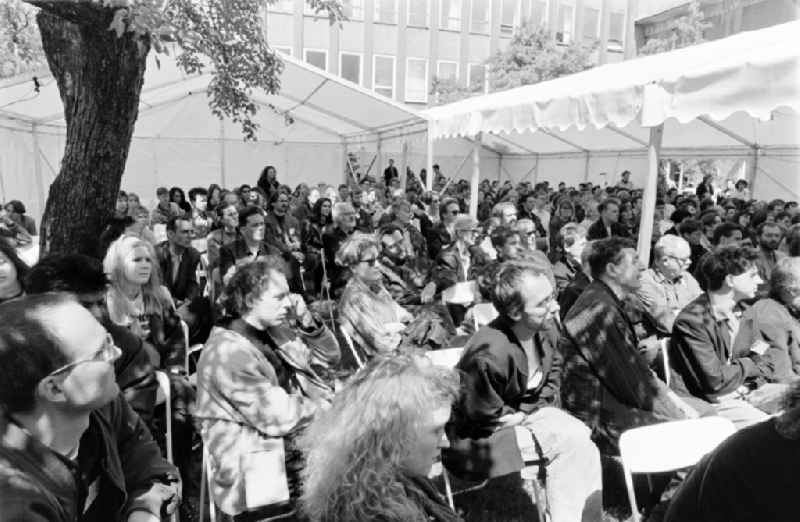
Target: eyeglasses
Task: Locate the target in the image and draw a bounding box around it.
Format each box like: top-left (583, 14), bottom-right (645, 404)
top-left (46, 333), bottom-right (121, 378)
top-left (359, 257), bottom-right (380, 266)
top-left (666, 255), bottom-right (691, 267)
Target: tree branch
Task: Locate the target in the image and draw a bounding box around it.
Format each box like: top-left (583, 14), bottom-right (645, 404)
top-left (25, 0), bottom-right (112, 27)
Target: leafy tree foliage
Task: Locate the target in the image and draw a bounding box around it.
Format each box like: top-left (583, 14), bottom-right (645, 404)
top-left (486, 24), bottom-right (596, 92)
top-left (430, 24), bottom-right (595, 105)
top-left (17, 0), bottom-right (342, 256)
top-left (0, 0), bottom-right (46, 78)
top-left (639, 0), bottom-right (711, 56)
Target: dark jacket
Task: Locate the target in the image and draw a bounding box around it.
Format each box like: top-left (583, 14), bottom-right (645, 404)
top-left (586, 218), bottom-right (630, 240)
top-left (557, 271), bottom-right (590, 320)
top-left (426, 222), bottom-right (453, 259)
top-left (0, 395), bottom-right (179, 522)
top-left (155, 241), bottom-right (201, 303)
top-left (432, 243), bottom-right (488, 293)
top-left (321, 226), bottom-right (354, 298)
top-left (219, 237), bottom-right (281, 281)
top-left (732, 297), bottom-right (800, 382)
top-left (105, 319), bottom-right (158, 424)
top-left (670, 294), bottom-right (765, 402)
top-left (560, 280), bottom-right (684, 454)
top-left (446, 316), bottom-right (561, 479)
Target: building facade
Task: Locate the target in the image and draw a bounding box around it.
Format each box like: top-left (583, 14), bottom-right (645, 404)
top-left (265, 0), bottom-right (631, 107)
top-left (633, 0), bottom-right (800, 56)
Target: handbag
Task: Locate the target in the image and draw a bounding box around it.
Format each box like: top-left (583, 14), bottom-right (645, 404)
top-left (240, 435), bottom-right (291, 510)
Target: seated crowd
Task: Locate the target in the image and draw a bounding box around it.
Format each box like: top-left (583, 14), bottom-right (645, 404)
top-left (1, 164), bottom-right (799, 522)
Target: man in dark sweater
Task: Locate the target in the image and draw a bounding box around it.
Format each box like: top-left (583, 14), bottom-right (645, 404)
top-left (447, 262), bottom-right (602, 522)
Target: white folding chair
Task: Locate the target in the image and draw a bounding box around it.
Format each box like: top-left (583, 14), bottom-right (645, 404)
top-left (660, 337), bottom-right (671, 387)
top-left (154, 371), bottom-right (173, 463)
top-left (185, 344), bottom-right (204, 377)
top-left (619, 417), bottom-right (736, 522)
top-left (425, 347), bottom-right (464, 369)
top-left (471, 302), bottom-right (499, 331)
top-left (339, 323), bottom-right (365, 369)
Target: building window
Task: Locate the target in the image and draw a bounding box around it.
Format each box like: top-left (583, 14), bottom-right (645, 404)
top-left (340, 52), bottom-right (362, 85)
top-left (470, 0), bottom-right (491, 34)
top-left (437, 60), bottom-right (459, 81)
top-left (274, 46), bottom-right (292, 56)
top-left (342, 0), bottom-right (364, 20)
top-left (304, 49), bottom-right (327, 70)
top-left (556, 4), bottom-right (574, 44)
top-left (405, 58), bottom-right (428, 103)
top-left (500, 0), bottom-right (521, 36)
top-left (582, 6), bottom-right (600, 43)
top-left (468, 63), bottom-right (487, 93)
top-left (529, 1), bottom-right (548, 28)
top-left (608, 11), bottom-right (625, 51)
top-left (373, 55), bottom-right (396, 98)
top-left (374, 0), bottom-right (398, 24)
top-left (440, 0), bottom-right (461, 30)
top-left (270, 0), bottom-right (294, 13)
top-left (407, 0), bottom-right (428, 27)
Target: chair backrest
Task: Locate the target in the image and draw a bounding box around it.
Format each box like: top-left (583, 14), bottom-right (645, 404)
top-left (154, 371), bottom-right (173, 464)
top-left (660, 337), bottom-right (671, 387)
top-left (426, 347), bottom-right (464, 369)
top-left (338, 322), bottom-right (364, 369)
top-left (472, 302), bottom-right (499, 330)
top-left (619, 417), bottom-right (736, 474)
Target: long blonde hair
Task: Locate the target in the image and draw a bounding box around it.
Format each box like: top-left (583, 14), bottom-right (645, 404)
top-left (299, 353), bottom-right (460, 521)
top-left (103, 234), bottom-right (172, 326)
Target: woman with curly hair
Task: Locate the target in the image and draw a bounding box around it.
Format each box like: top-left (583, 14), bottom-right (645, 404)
top-left (300, 353), bottom-right (462, 522)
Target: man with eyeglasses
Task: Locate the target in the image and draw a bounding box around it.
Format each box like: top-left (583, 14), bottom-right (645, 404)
top-left (426, 197), bottom-right (461, 259)
top-left (636, 235), bottom-right (703, 337)
top-left (25, 254), bottom-right (159, 424)
top-left (0, 293), bottom-right (180, 522)
top-left (447, 262), bottom-right (603, 522)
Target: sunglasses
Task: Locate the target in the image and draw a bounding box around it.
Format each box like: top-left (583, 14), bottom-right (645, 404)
top-left (46, 333), bottom-right (121, 378)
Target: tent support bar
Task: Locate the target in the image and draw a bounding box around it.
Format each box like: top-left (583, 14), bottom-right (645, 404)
top-left (470, 133), bottom-right (481, 218)
top-left (638, 124), bottom-right (663, 265)
top-left (608, 124), bottom-right (648, 146)
top-left (32, 123), bottom-right (46, 219)
top-left (492, 133), bottom-right (540, 155)
top-left (696, 116), bottom-right (757, 149)
top-left (540, 128), bottom-right (589, 153)
top-left (461, 136), bottom-right (502, 156)
top-left (277, 90), bottom-right (376, 133)
top-left (426, 120), bottom-right (434, 192)
top-left (251, 99), bottom-right (346, 138)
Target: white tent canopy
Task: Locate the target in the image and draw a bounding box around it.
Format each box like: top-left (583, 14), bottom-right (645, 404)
top-left (0, 51), bottom-right (426, 218)
top-left (421, 20), bottom-right (800, 261)
top-left (422, 20), bottom-right (800, 201)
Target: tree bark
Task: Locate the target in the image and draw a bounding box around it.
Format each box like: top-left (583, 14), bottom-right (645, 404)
top-left (35, 6), bottom-right (149, 257)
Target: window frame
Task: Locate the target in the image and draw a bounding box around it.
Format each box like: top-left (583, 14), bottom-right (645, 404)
top-left (341, 0), bottom-right (364, 20)
top-left (339, 51), bottom-right (364, 86)
top-left (470, 0), bottom-right (492, 35)
top-left (529, 0), bottom-right (549, 28)
top-left (581, 6), bottom-right (601, 43)
top-left (607, 10), bottom-right (626, 51)
top-left (467, 62), bottom-right (488, 94)
top-left (405, 57), bottom-right (429, 103)
top-left (439, 0), bottom-right (462, 31)
top-left (436, 60), bottom-right (460, 82)
top-left (556, 3), bottom-right (575, 45)
top-left (270, 0), bottom-right (295, 13)
top-left (374, 0), bottom-right (398, 24)
top-left (373, 54), bottom-right (397, 99)
top-left (500, 0), bottom-right (521, 37)
top-left (406, 0), bottom-right (429, 27)
top-left (303, 48), bottom-right (329, 71)
top-left (273, 46), bottom-right (292, 56)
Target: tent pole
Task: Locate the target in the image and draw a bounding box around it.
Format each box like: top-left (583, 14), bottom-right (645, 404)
top-left (426, 120), bottom-right (434, 192)
top-left (583, 152), bottom-right (591, 181)
top-left (638, 124), bottom-right (663, 265)
top-left (31, 123), bottom-right (46, 221)
top-left (400, 140), bottom-right (409, 190)
top-left (470, 132), bottom-right (481, 219)
top-left (219, 119), bottom-right (226, 188)
top-left (376, 137), bottom-right (382, 184)
top-left (498, 154), bottom-right (503, 183)
top-left (748, 147), bottom-right (760, 193)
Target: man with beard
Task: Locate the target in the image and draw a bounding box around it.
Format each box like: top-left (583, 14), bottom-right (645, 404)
top-left (754, 221), bottom-right (786, 297)
top-left (377, 224), bottom-right (436, 306)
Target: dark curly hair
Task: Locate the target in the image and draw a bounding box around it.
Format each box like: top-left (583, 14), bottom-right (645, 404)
top-left (218, 256), bottom-right (287, 319)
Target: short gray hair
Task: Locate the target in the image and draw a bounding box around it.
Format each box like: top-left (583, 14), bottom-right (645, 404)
top-left (332, 202), bottom-right (356, 223)
top-left (771, 257), bottom-right (800, 304)
top-left (653, 234), bottom-right (690, 260)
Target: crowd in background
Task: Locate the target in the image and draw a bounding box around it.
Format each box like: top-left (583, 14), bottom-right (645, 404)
top-left (1, 160), bottom-right (799, 522)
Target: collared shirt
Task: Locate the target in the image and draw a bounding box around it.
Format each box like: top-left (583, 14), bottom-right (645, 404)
top-left (637, 268), bottom-right (702, 334)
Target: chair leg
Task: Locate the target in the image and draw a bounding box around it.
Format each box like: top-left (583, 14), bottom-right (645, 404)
top-left (442, 468), bottom-right (455, 510)
top-left (623, 465), bottom-right (641, 522)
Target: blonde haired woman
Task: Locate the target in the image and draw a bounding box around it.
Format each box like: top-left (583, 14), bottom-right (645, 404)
top-left (103, 234), bottom-right (184, 368)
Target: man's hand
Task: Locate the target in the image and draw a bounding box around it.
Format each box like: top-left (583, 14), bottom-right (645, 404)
top-left (287, 293), bottom-right (314, 328)
top-left (127, 480), bottom-right (181, 522)
top-left (497, 411), bottom-right (526, 428)
top-left (420, 282), bottom-right (436, 304)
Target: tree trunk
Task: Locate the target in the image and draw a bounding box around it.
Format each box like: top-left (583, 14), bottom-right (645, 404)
top-left (36, 7), bottom-right (149, 257)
